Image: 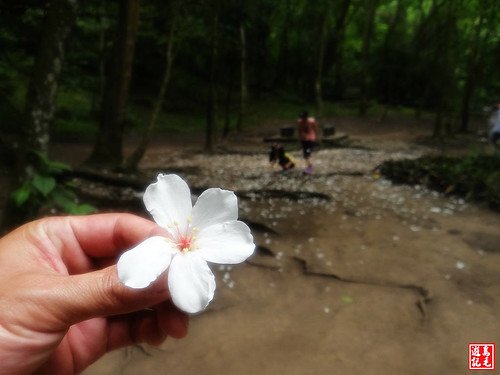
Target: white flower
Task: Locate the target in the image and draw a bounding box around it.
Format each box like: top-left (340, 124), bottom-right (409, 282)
top-left (117, 174), bottom-right (255, 313)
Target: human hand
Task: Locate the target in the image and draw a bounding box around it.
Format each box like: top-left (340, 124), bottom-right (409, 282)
top-left (0, 213), bottom-right (188, 375)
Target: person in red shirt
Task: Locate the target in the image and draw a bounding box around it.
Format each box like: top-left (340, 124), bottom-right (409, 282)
top-left (297, 110), bottom-right (319, 174)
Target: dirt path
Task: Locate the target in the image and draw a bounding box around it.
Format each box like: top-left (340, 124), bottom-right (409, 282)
top-left (83, 130), bottom-right (500, 375)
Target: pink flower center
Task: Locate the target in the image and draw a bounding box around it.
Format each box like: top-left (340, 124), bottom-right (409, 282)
top-left (170, 221), bottom-right (197, 253)
top-left (177, 235), bottom-right (192, 252)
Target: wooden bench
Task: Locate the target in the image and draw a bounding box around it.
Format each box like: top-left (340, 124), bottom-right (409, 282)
top-left (263, 125), bottom-right (349, 146)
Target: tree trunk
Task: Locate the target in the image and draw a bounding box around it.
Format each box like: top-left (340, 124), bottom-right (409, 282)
top-left (124, 8), bottom-right (177, 170)
top-left (223, 83), bottom-right (233, 138)
top-left (330, 0), bottom-right (351, 99)
top-left (315, 10), bottom-right (329, 119)
top-left (274, 0), bottom-right (290, 87)
top-left (92, 0), bottom-right (107, 114)
top-left (205, 2), bottom-right (219, 152)
top-left (433, 110), bottom-right (443, 139)
top-left (459, 67), bottom-right (476, 134)
top-left (385, 0), bottom-right (405, 49)
top-left (358, 0), bottom-right (379, 116)
top-left (459, 11), bottom-right (488, 133)
top-left (379, 0), bottom-right (405, 112)
top-left (236, 20), bottom-right (247, 133)
top-left (23, 0), bottom-right (78, 156)
top-left (431, 0), bottom-right (457, 137)
top-left (88, 0), bottom-right (140, 167)
top-left (2, 0), bottom-right (78, 231)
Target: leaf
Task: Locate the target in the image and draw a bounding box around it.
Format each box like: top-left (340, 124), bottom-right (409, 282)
top-left (32, 174), bottom-right (56, 196)
top-left (30, 150), bottom-right (50, 167)
top-left (11, 184), bottom-right (30, 206)
top-left (53, 185), bottom-right (76, 200)
top-left (29, 151), bottom-right (71, 174)
top-left (52, 191), bottom-right (75, 210)
top-left (341, 295), bottom-right (354, 304)
top-left (52, 189), bottom-right (96, 215)
top-left (47, 160), bottom-right (72, 174)
top-left (69, 204), bottom-right (96, 215)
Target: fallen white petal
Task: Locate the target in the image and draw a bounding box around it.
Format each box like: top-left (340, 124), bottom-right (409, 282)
top-left (143, 174), bottom-right (192, 235)
top-left (168, 252), bottom-right (216, 313)
top-left (191, 188), bottom-right (238, 230)
top-left (196, 220), bottom-right (255, 264)
top-left (117, 236), bottom-right (174, 288)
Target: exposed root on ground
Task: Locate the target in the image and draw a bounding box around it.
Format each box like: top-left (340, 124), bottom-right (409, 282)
top-left (246, 254), bottom-right (432, 319)
top-left (246, 259), bottom-right (281, 271)
top-left (245, 221), bottom-right (280, 236)
top-left (255, 245), bottom-right (275, 257)
top-left (291, 256), bottom-right (432, 319)
top-left (238, 189), bottom-right (331, 201)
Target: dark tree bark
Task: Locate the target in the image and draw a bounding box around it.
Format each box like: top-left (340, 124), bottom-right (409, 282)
top-left (432, 110), bottom-right (443, 138)
top-left (236, 17), bottom-right (247, 133)
top-left (431, 0), bottom-right (457, 138)
top-left (223, 82), bottom-right (233, 138)
top-left (253, 5), bottom-right (270, 99)
top-left (459, 5), bottom-right (492, 133)
top-left (124, 6), bottom-right (177, 170)
top-left (314, 4), bottom-right (331, 119)
top-left (358, 0), bottom-right (379, 116)
top-left (274, 0), bottom-right (291, 87)
top-left (378, 0), bottom-right (406, 121)
top-left (91, 0), bottom-right (107, 113)
top-left (2, 0), bottom-right (78, 231)
top-left (330, 0), bottom-right (351, 99)
top-left (205, 1), bottom-right (219, 152)
top-left (88, 0), bottom-right (140, 167)
top-left (23, 0), bottom-right (78, 156)
top-left (411, 0), bottom-right (435, 120)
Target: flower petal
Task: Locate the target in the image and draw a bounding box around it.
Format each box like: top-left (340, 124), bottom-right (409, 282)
top-left (196, 220), bottom-right (255, 264)
top-left (117, 236), bottom-right (174, 288)
top-left (191, 188), bottom-right (238, 230)
top-left (168, 252), bottom-right (216, 313)
top-left (143, 174), bottom-right (192, 234)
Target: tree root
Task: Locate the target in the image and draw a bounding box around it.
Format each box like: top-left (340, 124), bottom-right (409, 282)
top-left (237, 189), bottom-right (331, 201)
top-left (291, 256), bottom-right (432, 319)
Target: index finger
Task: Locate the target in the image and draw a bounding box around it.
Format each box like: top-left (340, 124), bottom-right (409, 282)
top-left (42, 213), bottom-right (163, 264)
top-left (69, 213), bottom-right (162, 258)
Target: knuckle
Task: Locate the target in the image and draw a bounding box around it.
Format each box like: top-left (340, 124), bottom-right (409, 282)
top-left (97, 268), bottom-right (128, 311)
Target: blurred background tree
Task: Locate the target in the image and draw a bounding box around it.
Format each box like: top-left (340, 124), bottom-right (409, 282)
top-left (0, 0), bottom-right (499, 166)
top-left (0, 0), bottom-right (79, 228)
top-left (2, 0), bottom-right (499, 144)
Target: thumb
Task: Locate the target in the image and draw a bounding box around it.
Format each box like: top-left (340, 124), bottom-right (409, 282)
top-left (42, 266), bottom-right (169, 327)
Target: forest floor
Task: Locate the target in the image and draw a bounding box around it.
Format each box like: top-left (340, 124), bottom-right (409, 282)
top-left (40, 116), bottom-right (500, 374)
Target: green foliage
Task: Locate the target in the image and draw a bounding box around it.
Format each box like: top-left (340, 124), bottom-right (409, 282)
top-left (379, 152), bottom-right (500, 210)
top-left (32, 174), bottom-right (56, 197)
top-left (12, 184), bottom-right (30, 206)
top-left (11, 152), bottom-right (96, 216)
top-left (1, 0), bottom-right (499, 149)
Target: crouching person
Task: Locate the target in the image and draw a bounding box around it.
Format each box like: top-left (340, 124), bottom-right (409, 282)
top-left (269, 143), bottom-right (295, 171)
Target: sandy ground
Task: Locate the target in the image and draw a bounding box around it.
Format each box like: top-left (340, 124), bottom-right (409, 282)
top-left (65, 119), bottom-right (499, 375)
